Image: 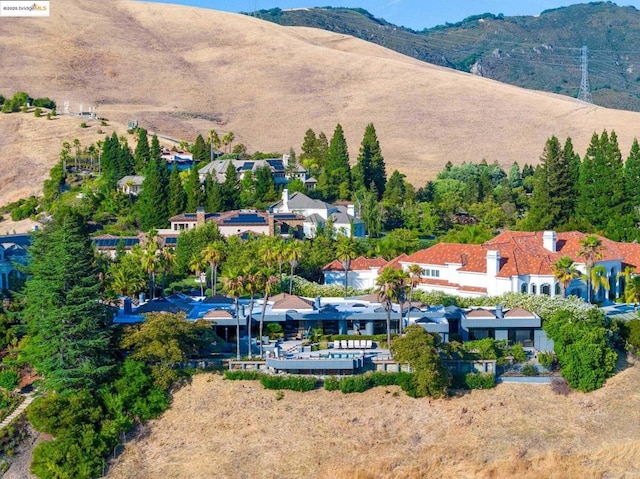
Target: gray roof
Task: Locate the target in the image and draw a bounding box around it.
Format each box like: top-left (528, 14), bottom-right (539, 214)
top-left (117, 175), bottom-right (145, 186)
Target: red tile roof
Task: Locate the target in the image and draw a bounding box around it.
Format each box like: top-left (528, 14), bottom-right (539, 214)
top-left (403, 231), bottom-right (640, 279)
top-left (323, 256), bottom-right (388, 272)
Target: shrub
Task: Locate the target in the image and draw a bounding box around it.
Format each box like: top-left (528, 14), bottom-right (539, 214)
top-left (627, 319), bottom-right (640, 352)
top-left (33, 107), bottom-right (42, 117)
top-left (224, 370), bottom-right (262, 381)
top-left (266, 323), bottom-right (284, 340)
top-left (259, 375), bottom-right (317, 392)
top-left (32, 97), bottom-right (56, 109)
top-left (323, 376), bottom-right (340, 391)
top-left (338, 375), bottom-right (372, 393)
top-left (464, 372), bottom-right (496, 389)
top-left (0, 369), bottom-right (20, 391)
top-left (538, 351), bottom-right (555, 369)
top-left (521, 364), bottom-right (539, 376)
top-left (80, 122), bottom-right (87, 128)
top-left (510, 344), bottom-right (527, 363)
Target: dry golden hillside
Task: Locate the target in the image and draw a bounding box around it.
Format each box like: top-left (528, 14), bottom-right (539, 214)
top-left (2, 0), bottom-right (640, 202)
top-left (107, 364), bottom-right (640, 479)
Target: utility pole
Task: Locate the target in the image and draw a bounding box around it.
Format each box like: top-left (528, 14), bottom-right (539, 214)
top-left (578, 45), bottom-right (593, 104)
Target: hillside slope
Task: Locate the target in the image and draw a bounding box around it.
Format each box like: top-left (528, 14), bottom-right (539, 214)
top-left (106, 365), bottom-right (640, 478)
top-left (2, 0), bottom-right (640, 203)
top-left (255, 3), bottom-right (640, 111)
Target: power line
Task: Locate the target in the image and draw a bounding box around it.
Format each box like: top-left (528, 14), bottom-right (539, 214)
top-left (578, 45), bottom-right (593, 104)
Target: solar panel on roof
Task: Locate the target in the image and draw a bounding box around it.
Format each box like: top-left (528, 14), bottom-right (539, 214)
top-left (165, 237), bottom-right (178, 245)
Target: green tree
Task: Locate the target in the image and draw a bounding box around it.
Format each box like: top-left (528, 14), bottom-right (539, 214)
top-left (201, 240), bottom-right (226, 296)
top-left (221, 162), bottom-right (240, 211)
top-left (405, 264), bottom-right (423, 325)
top-left (22, 210), bottom-right (114, 391)
top-left (167, 165), bottom-right (186, 216)
top-left (391, 324), bottom-right (450, 398)
top-left (588, 265), bottom-right (610, 302)
top-left (353, 123), bottom-right (386, 198)
top-left (335, 235), bottom-right (358, 298)
top-left (134, 128), bottom-right (150, 173)
top-left (204, 173), bottom-right (223, 212)
top-left (192, 134), bottom-right (207, 162)
top-left (258, 269), bottom-right (279, 358)
top-left (175, 221), bottom-right (222, 276)
top-left (375, 266), bottom-right (404, 346)
top-left (150, 134), bottom-right (161, 162)
top-left (286, 241), bottom-right (303, 295)
top-left (121, 312), bottom-right (216, 389)
top-left (222, 268), bottom-right (245, 360)
top-left (138, 156), bottom-right (169, 231)
top-left (318, 124), bottom-right (351, 201)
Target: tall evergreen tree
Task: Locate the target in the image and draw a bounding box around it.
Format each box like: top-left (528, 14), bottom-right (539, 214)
top-left (138, 156), bottom-right (169, 230)
top-left (577, 130), bottom-right (625, 231)
top-left (192, 134), bottom-right (207, 162)
top-left (221, 162), bottom-right (240, 211)
top-left (185, 165), bottom-right (203, 212)
top-left (319, 124), bottom-right (351, 201)
top-left (625, 138), bottom-right (640, 210)
top-left (22, 209), bottom-right (114, 391)
top-left (353, 123), bottom-right (386, 197)
top-left (204, 173), bottom-right (223, 212)
top-left (134, 128), bottom-right (150, 173)
top-left (151, 134), bottom-right (161, 163)
top-left (167, 165), bottom-right (186, 216)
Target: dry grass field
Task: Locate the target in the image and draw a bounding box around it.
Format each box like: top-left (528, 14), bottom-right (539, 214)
top-left (2, 0), bottom-right (640, 206)
top-left (107, 362), bottom-right (640, 479)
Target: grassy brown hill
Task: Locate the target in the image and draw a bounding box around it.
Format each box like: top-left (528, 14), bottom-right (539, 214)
top-left (2, 0), bottom-right (640, 202)
top-left (106, 364), bottom-right (640, 479)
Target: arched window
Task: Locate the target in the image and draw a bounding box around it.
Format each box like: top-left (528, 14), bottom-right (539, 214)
top-left (555, 282), bottom-right (561, 296)
top-left (531, 284), bottom-right (537, 295)
top-left (541, 284), bottom-right (551, 296)
top-left (521, 283), bottom-right (528, 294)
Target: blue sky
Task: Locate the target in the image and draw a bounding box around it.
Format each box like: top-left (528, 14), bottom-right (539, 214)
top-left (146, 1), bottom-right (640, 30)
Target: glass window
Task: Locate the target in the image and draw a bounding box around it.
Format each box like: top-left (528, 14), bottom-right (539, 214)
top-left (521, 283), bottom-right (528, 294)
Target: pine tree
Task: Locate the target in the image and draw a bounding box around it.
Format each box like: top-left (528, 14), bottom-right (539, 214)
top-left (625, 138), bottom-right (640, 209)
top-left (221, 162), bottom-right (240, 211)
top-left (134, 128), bottom-right (150, 173)
top-left (138, 156), bottom-right (169, 230)
top-left (185, 165), bottom-right (203, 212)
top-left (192, 134), bottom-right (207, 162)
top-left (22, 209), bottom-right (114, 391)
top-left (151, 134), bottom-right (161, 162)
top-left (353, 124), bottom-right (386, 199)
top-left (577, 130), bottom-right (625, 230)
top-left (168, 165), bottom-right (186, 216)
top-left (319, 124), bottom-right (351, 201)
top-left (204, 173), bottom-right (223, 212)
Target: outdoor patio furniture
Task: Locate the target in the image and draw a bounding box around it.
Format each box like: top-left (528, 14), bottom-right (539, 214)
top-left (347, 340), bottom-right (355, 349)
top-left (333, 340), bottom-right (340, 349)
top-left (340, 340), bottom-right (348, 349)
top-left (366, 340), bottom-right (372, 349)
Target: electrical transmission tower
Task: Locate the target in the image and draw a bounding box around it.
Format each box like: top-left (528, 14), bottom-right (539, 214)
top-left (578, 45), bottom-right (593, 104)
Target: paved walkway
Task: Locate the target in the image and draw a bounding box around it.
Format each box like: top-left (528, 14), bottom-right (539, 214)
top-left (0, 392), bottom-right (35, 429)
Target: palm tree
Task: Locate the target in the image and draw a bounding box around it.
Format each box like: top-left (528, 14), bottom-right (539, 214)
top-left (589, 265), bottom-right (610, 302)
top-left (375, 266), bottom-right (404, 347)
top-left (189, 253), bottom-right (206, 297)
top-left (335, 235), bottom-right (358, 298)
top-left (222, 268), bottom-right (245, 360)
top-left (272, 238), bottom-right (288, 280)
top-left (258, 269), bottom-right (279, 358)
top-left (140, 240), bottom-right (160, 300)
top-left (551, 255), bottom-right (581, 297)
top-left (405, 264), bottom-right (423, 326)
top-left (109, 263), bottom-right (146, 300)
top-left (157, 247), bottom-right (176, 296)
top-left (243, 266), bottom-right (260, 359)
top-left (624, 275), bottom-right (640, 304)
top-left (286, 241), bottom-right (303, 294)
top-left (208, 129), bottom-right (220, 161)
top-left (396, 270), bottom-right (410, 335)
top-left (222, 131), bottom-right (235, 153)
top-left (578, 234), bottom-right (605, 303)
top-left (73, 138), bottom-right (81, 170)
top-left (201, 241), bottom-right (226, 296)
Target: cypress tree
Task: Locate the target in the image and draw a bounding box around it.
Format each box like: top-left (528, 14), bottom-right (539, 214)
top-left (168, 165), bottom-right (186, 216)
top-left (134, 128), bottom-right (150, 173)
top-left (22, 209), bottom-right (114, 391)
top-left (353, 123), bottom-right (386, 198)
top-left (185, 165), bottom-right (203, 212)
top-left (138, 156), bottom-right (169, 230)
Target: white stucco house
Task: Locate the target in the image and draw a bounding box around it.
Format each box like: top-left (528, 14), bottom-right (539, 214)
top-left (398, 230), bottom-right (640, 301)
top-left (323, 256), bottom-right (389, 290)
top-left (270, 189), bottom-right (365, 238)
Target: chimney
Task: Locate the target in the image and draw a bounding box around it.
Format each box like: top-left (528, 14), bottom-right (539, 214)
top-left (495, 304), bottom-right (503, 319)
top-left (315, 296), bottom-right (321, 310)
top-left (543, 231), bottom-right (557, 252)
top-left (282, 189), bottom-right (289, 212)
top-left (123, 297), bottom-right (132, 315)
top-left (486, 250), bottom-right (500, 277)
top-left (347, 204), bottom-right (355, 217)
top-left (196, 206), bottom-right (206, 226)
